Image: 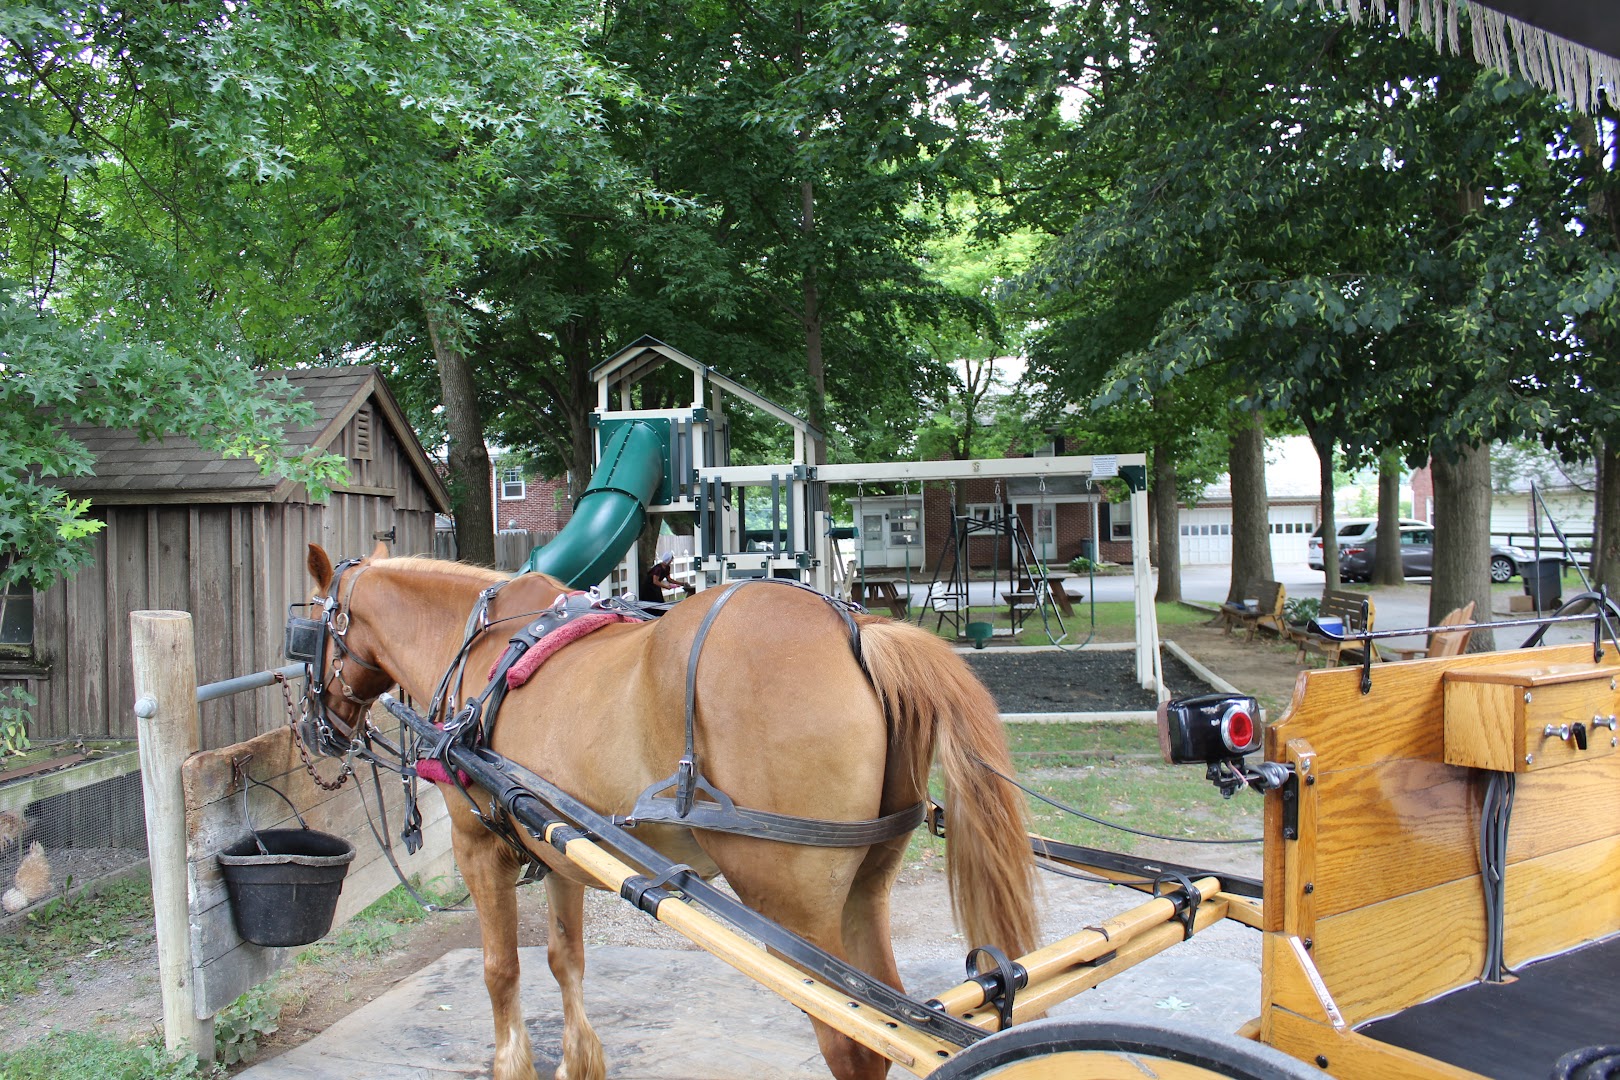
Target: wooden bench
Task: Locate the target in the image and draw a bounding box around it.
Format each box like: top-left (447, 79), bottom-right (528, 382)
top-left (1220, 580), bottom-right (1286, 642)
top-left (1293, 588), bottom-right (1374, 666)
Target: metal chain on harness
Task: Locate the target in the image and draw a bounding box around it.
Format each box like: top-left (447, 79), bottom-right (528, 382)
top-left (275, 670), bottom-right (354, 791)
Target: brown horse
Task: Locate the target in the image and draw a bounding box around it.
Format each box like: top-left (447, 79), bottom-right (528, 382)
top-left (304, 544), bottom-right (1037, 1080)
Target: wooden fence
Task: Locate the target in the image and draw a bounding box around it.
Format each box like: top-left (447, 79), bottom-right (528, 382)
top-left (132, 611), bottom-right (456, 1061)
top-left (434, 528), bottom-right (555, 571)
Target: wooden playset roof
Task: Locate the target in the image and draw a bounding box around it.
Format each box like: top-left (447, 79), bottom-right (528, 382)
top-left (592, 336), bottom-right (822, 439)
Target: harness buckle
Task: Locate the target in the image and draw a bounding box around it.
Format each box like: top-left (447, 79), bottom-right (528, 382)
top-left (674, 757), bottom-right (699, 817)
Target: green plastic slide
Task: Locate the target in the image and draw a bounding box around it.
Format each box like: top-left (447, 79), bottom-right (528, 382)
top-left (521, 420), bottom-right (667, 588)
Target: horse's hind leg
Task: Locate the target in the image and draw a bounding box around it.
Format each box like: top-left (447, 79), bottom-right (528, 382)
top-left (455, 823), bottom-right (539, 1080)
top-left (542, 874), bottom-right (605, 1080)
top-left (719, 845), bottom-right (893, 1080)
top-left (840, 837), bottom-right (908, 997)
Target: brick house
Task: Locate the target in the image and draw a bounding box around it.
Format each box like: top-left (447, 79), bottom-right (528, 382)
top-left (491, 466), bottom-right (574, 533)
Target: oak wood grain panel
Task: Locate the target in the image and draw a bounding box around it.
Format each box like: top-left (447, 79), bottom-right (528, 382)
top-left (1264, 645), bottom-right (1613, 772)
top-left (1312, 833), bottom-right (1620, 1025)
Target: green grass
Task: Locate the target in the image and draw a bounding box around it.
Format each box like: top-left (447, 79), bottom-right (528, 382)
top-left (1490, 566), bottom-right (1592, 592)
top-left (296, 875), bottom-right (464, 966)
top-left (909, 721), bottom-right (1263, 864)
top-left (0, 1030), bottom-right (219, 1080)
top-left (0, 872), bottom-right (155, 1003)
top-left (921, 601), bottom-right (1210, 642)
top-left (1006, 722), bottom-right (1261, 851)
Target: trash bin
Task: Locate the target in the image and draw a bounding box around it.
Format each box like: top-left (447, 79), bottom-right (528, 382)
top-left (1521, 555), bottom-right (1564, 610)
top-left (1079, 540), bottom-right (1096, 561)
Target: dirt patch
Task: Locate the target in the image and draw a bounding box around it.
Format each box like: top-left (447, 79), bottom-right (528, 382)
top-left (0, 619), bottom-right (1299, 1068)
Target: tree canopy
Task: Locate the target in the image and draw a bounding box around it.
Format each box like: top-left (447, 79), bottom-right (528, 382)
top-left (4, 0), bottom-right (1617, 596)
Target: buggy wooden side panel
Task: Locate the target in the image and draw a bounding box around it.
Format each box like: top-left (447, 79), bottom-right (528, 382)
top-left (1259, 644), bottom-right (1620, 1039)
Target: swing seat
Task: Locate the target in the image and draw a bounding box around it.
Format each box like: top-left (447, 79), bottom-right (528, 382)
top-left (965, 621), bottom-right (995, 649)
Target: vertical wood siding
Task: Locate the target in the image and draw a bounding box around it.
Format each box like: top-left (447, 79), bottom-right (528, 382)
top-left (9, 397), bottom-right (446, 750)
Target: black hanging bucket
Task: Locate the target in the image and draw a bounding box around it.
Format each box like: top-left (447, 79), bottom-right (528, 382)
top-left (217, 767), bottom-right (356, 947)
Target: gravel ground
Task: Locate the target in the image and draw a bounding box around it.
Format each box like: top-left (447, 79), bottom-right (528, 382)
top-left (964, 648), bottom-right (1214, 713)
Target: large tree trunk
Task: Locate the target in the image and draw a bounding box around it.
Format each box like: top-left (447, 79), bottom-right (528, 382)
top-left (1305, 421), bottom-right (1339, 586)
top-left (422, 290), bottom-right (495, 567)
top-left (1430, 442), bottom-right (1494, 650)
top-left (559, 316), bottom-right (598, 503)
top-left (1372, 450), bottom-right (1405, 585)
top-left (1596, 436), bottom-right (1620, 598)
top-left (1227, 411), bottom-right (1273, 603)
top-left (1153, 442), bottom-right (1182, 602)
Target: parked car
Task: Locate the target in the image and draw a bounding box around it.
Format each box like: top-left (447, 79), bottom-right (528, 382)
top-left (1490, 544), bottom-right (1531, 583)
top-left (1339, 526), bottom-right (1531, 583)
top-left (1308, 518), bottom-right (1425, 570)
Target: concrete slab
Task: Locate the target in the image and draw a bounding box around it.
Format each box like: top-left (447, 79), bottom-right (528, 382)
top-left (239, 935), bottom-right (1259, 1078)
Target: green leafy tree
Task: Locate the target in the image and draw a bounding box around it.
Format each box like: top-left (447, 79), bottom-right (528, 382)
top-left (1008, 0), bottom-right (1608, 632)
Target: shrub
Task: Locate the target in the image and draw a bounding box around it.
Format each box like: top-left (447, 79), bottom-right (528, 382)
top-left (1284, 597), bottom-right (1320, 626)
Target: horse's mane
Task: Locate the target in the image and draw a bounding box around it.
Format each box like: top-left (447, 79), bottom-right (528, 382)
top-left (375, 555), bottom-right (508, 583)
top-left (374, 556), bottom-right (568, 593)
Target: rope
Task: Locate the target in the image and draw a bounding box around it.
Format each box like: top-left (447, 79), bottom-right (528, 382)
top-left (979, 758), bottom-right (1263, 846)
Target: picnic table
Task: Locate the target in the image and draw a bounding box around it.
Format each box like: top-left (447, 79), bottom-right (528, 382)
top-left (1002, 574), bottom-right (1080, 620)
top-left (852, 577), bottom-right (911, 618)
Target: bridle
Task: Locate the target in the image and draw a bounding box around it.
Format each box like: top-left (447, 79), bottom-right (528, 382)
top-left (284, 557), bottom-right (389, 759)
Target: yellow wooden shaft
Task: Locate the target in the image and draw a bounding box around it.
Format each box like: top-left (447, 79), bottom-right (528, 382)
top-left (541, 823), bottom-right (961, 1076)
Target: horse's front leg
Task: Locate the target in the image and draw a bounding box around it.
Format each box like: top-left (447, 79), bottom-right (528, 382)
top-left (454, 818), bottom-right (538, 1080)
top-left (543, 873), bottom-right (605, 1080)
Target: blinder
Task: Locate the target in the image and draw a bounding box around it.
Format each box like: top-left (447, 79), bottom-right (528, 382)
top-left (285, 603), bottom-right (328, 670)
top-left (285, 557), bottom-right (382, 758)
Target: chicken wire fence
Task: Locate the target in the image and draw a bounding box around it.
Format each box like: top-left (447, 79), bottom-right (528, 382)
top-left (0, 758), bottom-right (148, 917)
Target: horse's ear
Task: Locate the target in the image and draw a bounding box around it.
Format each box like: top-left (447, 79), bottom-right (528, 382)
top-left (370, 540), bottom-right (389, 561)
top-left (307, 544), bottom-right (335, 591)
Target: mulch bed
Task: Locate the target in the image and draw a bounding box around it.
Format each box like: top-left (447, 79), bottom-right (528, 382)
top-left (964, 648), bottom-right (1215, 714)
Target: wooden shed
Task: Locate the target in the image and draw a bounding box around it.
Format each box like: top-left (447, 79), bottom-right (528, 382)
top-left (1, 366), bottom-right (450, 750)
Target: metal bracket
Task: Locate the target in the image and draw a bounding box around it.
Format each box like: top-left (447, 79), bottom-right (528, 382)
top-left (1280, 772), bottom-right (1301, 841)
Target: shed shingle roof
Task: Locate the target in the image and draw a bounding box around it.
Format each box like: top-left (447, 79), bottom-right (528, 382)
top-left (56, 366), bottom-right (448, 511)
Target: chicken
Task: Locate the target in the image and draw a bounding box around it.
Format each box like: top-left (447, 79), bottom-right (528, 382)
top-left (3, 841), bottom-right (51, 913)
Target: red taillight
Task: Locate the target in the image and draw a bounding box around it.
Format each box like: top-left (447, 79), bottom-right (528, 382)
top-left (1221, 706), bottom-right (1257, 753)
top-left (1343, 546), bottom-right (1365, 556)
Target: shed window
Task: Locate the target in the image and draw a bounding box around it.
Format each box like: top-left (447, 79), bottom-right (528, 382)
top-left (500, 468), bottom-right (526, 501)
top-left (0, 558), bottom-right (33, 655)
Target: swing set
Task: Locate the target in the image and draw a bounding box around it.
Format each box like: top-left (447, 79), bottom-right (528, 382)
top-left (849, 477), bottom-right (1095, 649)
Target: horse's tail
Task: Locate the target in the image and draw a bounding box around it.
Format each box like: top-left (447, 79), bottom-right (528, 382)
top-left (856, 616), bottom-right (1038, 958)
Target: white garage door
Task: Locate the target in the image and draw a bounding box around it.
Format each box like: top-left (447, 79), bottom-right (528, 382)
top-left (1268, 506), bottom-right (1317, 563)
top-left (1179, 508), bottom-right (1232, 564)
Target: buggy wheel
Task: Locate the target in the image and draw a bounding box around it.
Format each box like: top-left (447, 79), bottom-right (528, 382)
top-left (1490, 555), bottom-right (1516, 583)
top-left (929, 1019), bottom-right (1318, 1079)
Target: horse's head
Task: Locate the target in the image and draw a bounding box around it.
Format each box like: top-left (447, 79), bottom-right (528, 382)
top-left (289, 542), bottom-right (396, 756)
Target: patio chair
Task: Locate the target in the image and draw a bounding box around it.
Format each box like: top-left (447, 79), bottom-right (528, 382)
top-left (1379, 601), bottom-right (1476, 661)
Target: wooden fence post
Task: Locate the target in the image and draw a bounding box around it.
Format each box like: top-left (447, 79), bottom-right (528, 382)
top-left (131, 610), bottom-right (215, 1061)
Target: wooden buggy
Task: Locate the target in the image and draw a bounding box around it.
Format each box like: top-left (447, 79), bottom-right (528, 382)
top-left (374, 597), bottom-right (1620, 1079)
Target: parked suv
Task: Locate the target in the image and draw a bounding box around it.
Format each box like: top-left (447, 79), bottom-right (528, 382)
top-left (1335, 525), bottom-right (1532, 583)
top-left (1307, 518), bottom-right (1425, 570)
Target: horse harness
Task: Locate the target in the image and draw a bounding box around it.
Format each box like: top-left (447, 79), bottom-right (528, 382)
top-left (289, 568), bottom-right (925, 875)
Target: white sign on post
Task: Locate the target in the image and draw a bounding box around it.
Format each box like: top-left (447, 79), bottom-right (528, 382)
top-left (1092, 454), bottom-right (1118, 479)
